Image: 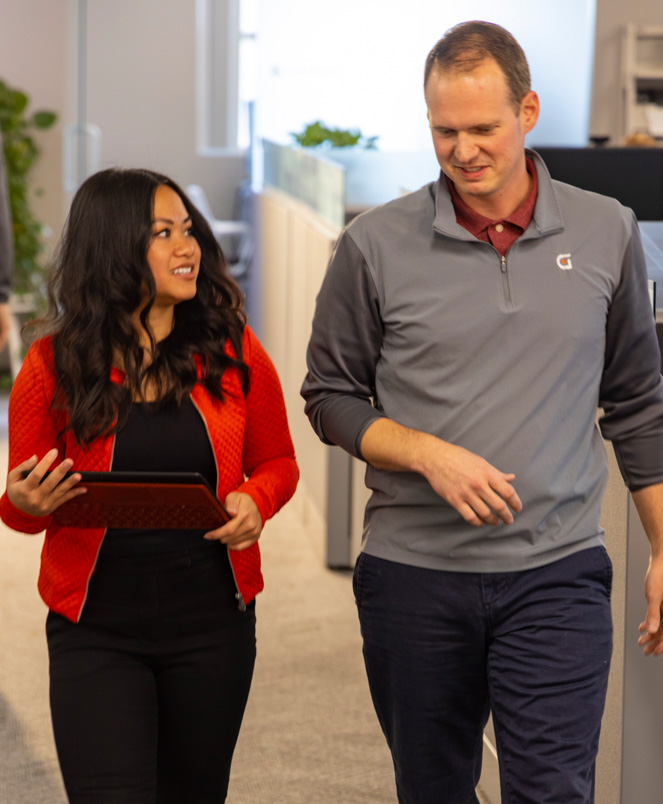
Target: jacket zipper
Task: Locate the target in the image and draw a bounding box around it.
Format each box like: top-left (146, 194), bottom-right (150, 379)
top-left (77, 433), bottom-right (116, 622)
top-left (190, 394), bottom-right (246, 612)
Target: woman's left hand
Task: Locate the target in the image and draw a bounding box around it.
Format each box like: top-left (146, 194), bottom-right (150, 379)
top-left (204, 491), bottom-right (263, 551)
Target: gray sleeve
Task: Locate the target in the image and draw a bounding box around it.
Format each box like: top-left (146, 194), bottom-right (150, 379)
top-left (301, 230), bottom-right (386, 459)
top-left (0, 132), bottom-right (13, 303)
top-left (598, 212), bottom-right (663, 490)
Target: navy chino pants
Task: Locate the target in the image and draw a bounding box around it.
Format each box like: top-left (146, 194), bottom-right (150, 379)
top-left (353, 547), bottom-right (613, 804)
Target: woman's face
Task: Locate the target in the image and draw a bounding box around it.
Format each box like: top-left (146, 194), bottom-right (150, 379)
top-left (146, 185), bottom-right (201, 309)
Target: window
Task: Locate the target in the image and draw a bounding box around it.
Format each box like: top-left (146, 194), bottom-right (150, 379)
top-left (195, 0), bottom-right (256, 153)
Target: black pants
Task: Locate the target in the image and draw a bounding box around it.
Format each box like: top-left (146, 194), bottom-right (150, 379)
top-left (46, 543), bottom-right (256, 803)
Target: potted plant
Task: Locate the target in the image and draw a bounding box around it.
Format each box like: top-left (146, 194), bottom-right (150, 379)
top-left (291, 120), bottom-right (399, 208)
top-left (0, 78), bottom-right (57, 304)
top-left (291, 120), bottom-right (378, 151)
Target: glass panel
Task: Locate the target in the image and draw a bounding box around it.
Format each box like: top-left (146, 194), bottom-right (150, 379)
top-left (238, 36), bottom-right (257, 149)
top-left (263, 140), bottom-right (345, 230)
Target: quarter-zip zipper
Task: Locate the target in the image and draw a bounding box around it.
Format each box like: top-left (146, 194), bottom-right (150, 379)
top-left (472, 240), bottom-right (515, 311)
top-left (499, 254), bottom-right (513, 308)
top-left (190, 393), bottom-right (247, 612)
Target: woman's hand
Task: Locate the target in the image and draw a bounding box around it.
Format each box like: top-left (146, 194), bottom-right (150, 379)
top-left (6, 449), bottom-right (86, 518)
top-left (204, 491), bottom-right (263, 551)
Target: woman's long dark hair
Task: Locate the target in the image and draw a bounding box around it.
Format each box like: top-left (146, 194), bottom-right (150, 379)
top-left (34, 167), bottom-right (248, 445)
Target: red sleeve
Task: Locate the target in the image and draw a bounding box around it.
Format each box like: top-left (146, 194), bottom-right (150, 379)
top-left (236, 327), bottom-right (299, 524)
top-left (0, 339), bottom-right (62, 533)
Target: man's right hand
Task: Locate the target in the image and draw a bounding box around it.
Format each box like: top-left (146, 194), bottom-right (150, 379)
top-left (360, 418), bottom-right (522, 527)
top-left (418, 439), bottom-right (522, 526)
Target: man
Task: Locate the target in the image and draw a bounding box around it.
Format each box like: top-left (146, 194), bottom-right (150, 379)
top-left (301, 20), bottom-right (663, 804)
top-left (0, 128), bottom-right (14, 353)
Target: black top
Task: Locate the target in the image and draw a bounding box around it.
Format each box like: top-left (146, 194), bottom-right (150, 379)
top-left (102, 396), bottom-right (219, 555)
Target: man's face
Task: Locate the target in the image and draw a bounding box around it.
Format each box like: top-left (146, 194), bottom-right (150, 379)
top-left (425, 58), bottom-right (539, 219)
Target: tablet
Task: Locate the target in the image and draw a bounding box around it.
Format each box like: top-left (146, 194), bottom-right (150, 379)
top-left (26, 471), bottom-right (230, 530)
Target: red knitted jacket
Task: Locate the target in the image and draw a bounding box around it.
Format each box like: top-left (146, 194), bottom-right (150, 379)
top-left (0, 326), bottom-right (299, 622)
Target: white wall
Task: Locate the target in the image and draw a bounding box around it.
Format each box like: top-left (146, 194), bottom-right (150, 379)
top-left (84, 0), bottom-right (246, 219)
top-left (255, 0), bottom-right (596, 156)
top-left (0, 0), bottom-right (245, 252)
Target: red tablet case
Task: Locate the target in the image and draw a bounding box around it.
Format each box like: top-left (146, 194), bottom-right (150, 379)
top-left (52, 472), bottom-right (230, 530)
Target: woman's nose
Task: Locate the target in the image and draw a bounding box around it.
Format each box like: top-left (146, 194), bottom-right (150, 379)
top-left (174, 232), bottom-right (195, 254)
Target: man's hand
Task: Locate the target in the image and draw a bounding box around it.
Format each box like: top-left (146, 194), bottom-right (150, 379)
top-left (204, 491), bottom-right (263, 551)
top-left (420, 440), bottom-right (522, 527)
top-left (631, 484), bottom-right (663, 657)
top-left (360, 418), bottom-right (522, 527)
top-left (638, 555), bottom-right (663, 656)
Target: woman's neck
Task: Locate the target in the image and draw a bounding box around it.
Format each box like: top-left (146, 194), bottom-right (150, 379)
top-left (131, 304), bottom-right (174, 349)
top-left (109, 305), bottom-right (176, 401)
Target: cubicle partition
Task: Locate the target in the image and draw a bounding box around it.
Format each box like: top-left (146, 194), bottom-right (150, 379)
top-left (257, 142), bottom-right (347, 557)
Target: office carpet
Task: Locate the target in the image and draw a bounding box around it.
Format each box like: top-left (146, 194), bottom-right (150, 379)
top-left (0, 396), bottom-right (67, 803)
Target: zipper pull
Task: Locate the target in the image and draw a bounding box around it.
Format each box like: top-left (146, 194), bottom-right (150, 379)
top-left (235, 592), bottom-right (247, 612)
top-left (500, 255), bottom-right (507, 273)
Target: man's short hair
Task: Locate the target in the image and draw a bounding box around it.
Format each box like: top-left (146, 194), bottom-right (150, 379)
top-left (424, 21), bottom-right (531, 114)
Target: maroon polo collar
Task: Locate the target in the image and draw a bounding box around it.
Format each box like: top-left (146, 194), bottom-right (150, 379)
top-left (446, 156), bottom-right (538, 256)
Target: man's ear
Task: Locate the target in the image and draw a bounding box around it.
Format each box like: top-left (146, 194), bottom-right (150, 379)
top-left (520, 91), bottom-right (540, 135)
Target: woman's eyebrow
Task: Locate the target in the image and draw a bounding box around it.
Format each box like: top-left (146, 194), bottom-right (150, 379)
top-left (152, 215), bottom-right (192, 224)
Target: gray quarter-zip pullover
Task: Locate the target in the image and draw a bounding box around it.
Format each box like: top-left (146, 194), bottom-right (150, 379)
top-left (302, 150), bottom-right (663, 573)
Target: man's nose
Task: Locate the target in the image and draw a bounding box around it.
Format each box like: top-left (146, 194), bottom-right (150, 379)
top-left (454, 133), bottom-right (479, 163)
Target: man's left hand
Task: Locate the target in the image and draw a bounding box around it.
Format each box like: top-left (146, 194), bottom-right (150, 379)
top-left (638, 554), bottom-right (663, 656)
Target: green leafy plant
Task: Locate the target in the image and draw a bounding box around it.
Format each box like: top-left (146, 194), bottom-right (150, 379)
top-left (0, 78), bottom-right (57, 298)
top-left (291, 120), bottom-right (378, 150)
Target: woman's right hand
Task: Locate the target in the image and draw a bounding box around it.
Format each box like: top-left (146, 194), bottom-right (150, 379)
top-left (6, 449), bottom-right (86, 517)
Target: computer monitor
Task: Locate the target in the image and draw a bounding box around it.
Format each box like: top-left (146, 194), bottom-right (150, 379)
top-left (532, 146), bottom-right (663, 221)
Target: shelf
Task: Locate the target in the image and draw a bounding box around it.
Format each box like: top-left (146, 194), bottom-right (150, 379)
top-left (622, 23), bottom-right (663, 140)
top-left (631, 24), bottom-right (663, 38)
top-left (634, 70), bottom-right (663, 81)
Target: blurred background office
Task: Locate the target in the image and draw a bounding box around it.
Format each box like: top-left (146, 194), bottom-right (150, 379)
top-left (1, 1), bottom-right (663, 802)
top-left (0, 0), bottom-right (658, 309)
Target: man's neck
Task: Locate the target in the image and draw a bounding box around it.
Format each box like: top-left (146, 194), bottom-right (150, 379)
top-left (455, 170), bottom-right (532, 221)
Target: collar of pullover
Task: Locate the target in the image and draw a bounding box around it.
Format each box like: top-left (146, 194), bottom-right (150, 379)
top-left (432, 149), bottom-right (565, 241)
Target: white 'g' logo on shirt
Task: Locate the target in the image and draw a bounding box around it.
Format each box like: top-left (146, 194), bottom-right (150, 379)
top-left (556, 253), bottom-right (572, 270)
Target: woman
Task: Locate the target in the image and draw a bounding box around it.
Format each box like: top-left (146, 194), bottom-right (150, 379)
top-left (0, 168), bottom-right (299, 802)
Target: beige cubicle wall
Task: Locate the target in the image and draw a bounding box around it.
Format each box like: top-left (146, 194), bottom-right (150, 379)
top-left (596, 440), bottom-right (628, 804)
top-left (257, 187), bottom-right (340, 550)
